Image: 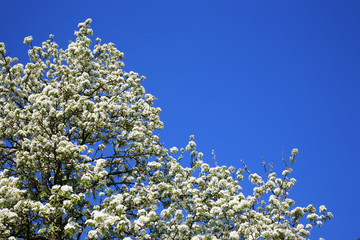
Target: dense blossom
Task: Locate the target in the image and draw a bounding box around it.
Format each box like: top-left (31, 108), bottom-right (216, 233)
top-left (0, 19), bottom-right (332, 239)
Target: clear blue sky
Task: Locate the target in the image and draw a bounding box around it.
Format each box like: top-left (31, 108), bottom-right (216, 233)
top-left (1, 0), bottom-right (359, 239)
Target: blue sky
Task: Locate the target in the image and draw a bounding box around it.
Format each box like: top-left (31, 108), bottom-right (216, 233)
top-left (1, 0), bottom-right (359, 239)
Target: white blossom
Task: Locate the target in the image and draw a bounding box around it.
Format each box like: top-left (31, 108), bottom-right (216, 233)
top-left (23, 36), bottom-right (33, 44)
top-left (230, 231), bottom-right (240, 240)
top-left (291, 148), bottom-right (299, 155)
top-left (170, 146), bottom-right (178, 153)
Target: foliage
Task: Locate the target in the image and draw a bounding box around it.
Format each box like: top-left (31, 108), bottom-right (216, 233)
top-left (0, 19), bottom-right (332, 239)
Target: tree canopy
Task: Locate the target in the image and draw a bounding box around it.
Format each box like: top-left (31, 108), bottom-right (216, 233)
top-left (0, 19), bottom-right (332, 239)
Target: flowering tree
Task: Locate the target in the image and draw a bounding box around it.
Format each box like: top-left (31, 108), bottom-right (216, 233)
top-left (0, 19), bottom-right (332, 239)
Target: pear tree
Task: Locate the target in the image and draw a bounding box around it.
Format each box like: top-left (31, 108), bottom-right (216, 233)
top-left (0, 19), bottom-right (332, 239)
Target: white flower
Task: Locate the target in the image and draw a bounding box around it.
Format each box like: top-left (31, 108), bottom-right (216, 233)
top-left (319, 205), bottom-right (327, 213)
top-left (186, 141), bottom-right (196, 151)
top-left (147, 161), bottom-right (162, 169)
top-left (135, 215), bottom-right (149, 227)
top-left (307, 213), bottom-right (319, 221)
top-left (63, 200), bottom-right (72, 207)
top-left (178, 224), bottom-right (189, 232)
top-left (88, 230), bottom-right (98, 238)
top-left (238, 199), bottom-right (249, 210)
top-left (98, 144), bottom-right (106, 151)
top-left (175, 209), bottom-right (183, 219)
top-left (170, 146), bottom-right (178, 153)
top-left (210, 206), bottom-right (222, 216)
top-left (23, 36), bottom-right (33, 44)
top-left (64, 221), bottom-right (77, 231)
top-left (60, 185), bottom-right (73, 192)
top-left (161, 209), bottom-right (168, 218)
top-left (230, 231), bottom-right (239, 240)
top-left (291, 148), bottom-right (299, 155)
